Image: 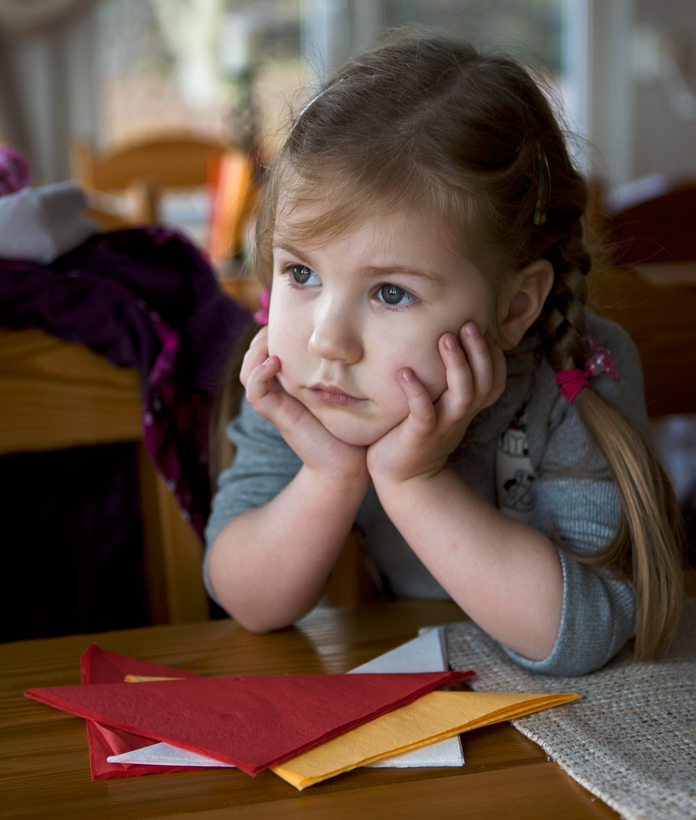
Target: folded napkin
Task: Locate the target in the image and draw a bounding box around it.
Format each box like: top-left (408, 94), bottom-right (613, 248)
top-left (79, 645), bottom-right (201, 779)
top-left (349, 627), bottom-right (464, 768)
top-left (109, 628), bottom-right (465, 772)
top-left (109, 628), bottom-right (466, 772)
top-left (26, 668), bottom-right (471, 776)
top-left (271, 690), bottom-right (579, 790)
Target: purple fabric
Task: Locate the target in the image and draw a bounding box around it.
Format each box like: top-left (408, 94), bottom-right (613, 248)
top-left (0, 227), bottom-right (251, 540)
top-left (0, 145), bottom-right (32, 196)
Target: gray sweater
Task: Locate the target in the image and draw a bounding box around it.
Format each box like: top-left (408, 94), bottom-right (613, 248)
top-left (205, 313), bottom-right (649, 676)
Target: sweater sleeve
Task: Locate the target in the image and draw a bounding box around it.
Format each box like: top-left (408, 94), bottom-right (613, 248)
top-left (203, 396), bottom-right (302, 600)
top-left (502, 317), bottom-right (647, 675)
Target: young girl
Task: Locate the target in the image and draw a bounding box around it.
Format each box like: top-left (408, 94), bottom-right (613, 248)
top-left (205, 34), bottom-right (683, 676)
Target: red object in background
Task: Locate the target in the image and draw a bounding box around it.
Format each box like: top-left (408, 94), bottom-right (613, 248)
top-left (26, 645), bottom-right (473, 778)
top-left (206, 150), bottom-right (256, 264)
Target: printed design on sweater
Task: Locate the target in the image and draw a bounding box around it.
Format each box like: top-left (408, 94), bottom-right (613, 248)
top-left (496, 406), bottom-right (536, 523)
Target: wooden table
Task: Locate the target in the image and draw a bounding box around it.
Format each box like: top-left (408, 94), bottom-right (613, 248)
top-left (1, 601), bottom-right (617, 819)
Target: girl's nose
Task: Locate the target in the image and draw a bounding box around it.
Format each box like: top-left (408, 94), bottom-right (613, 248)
top-left (308, 307), bottom-right (362, 363)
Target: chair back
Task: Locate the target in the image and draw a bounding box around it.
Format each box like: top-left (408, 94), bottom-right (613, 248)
top-left (588, 175), bottom-right (696, 418)
top-left (71, 135), bottom-right (227, 192)
top-left (604, 174), bottom-right (696, 266)
top-left (70, 135), bottom-right (231, 225)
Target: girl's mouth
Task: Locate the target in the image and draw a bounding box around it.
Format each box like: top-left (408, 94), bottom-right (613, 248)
top-left (307, 383), bottom-right (365, 406)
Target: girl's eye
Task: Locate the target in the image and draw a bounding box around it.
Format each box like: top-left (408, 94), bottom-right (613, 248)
top-left (288, 265), bottom-right (320, 286)
top-left (377, 284), bottom-right (416, 307)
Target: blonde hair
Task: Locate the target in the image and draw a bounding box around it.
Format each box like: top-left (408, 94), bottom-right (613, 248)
top-left (252, 33), bottom-right (684, 658)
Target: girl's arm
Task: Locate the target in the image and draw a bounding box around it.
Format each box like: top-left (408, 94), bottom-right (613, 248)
top-left (371, 467), bottom-right (564, 660)
top-left (367, 323), bottom-right (563, 661)
top-left (207, 328), bottom-right (369, 632)
top-left (208, 462), bottom-right (368, 632)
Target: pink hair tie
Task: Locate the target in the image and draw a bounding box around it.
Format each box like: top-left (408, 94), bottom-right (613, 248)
top-left (555, 368), bottom-right (590, 403)
top-left (254, 289), bottom-right (269, 325)
top-left (555, 336), bottom-right (620, 404)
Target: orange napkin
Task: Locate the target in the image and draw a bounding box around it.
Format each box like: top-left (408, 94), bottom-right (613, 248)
top-left (272, 690), bottom-right (579, 790)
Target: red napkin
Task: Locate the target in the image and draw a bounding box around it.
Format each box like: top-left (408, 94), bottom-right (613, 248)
top-left (26, 667), bottom-right (472, 776)
top-left (80, 644), bottom-right (200, 686)
top-left (81, 645), bottom-right (202, 779)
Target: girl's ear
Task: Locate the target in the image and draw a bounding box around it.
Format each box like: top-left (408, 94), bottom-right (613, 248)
top-left (498, 260), bottom-right (554, 349)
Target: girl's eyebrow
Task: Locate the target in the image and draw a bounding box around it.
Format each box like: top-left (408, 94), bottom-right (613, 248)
top-left (273, 241), bottom-right (314, 266)
top-left (360, 264), bottom-right (446, 285)
top-left (274, 241), bottom-right (446, 285)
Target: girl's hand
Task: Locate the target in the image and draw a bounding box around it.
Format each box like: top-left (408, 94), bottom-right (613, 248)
top-left (366, 322), bottom-right (506, 485)
top-left (241, 327), bottom-right (368, 481)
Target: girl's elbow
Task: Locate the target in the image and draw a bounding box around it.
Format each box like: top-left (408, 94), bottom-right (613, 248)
top-left (222, 597), bottom-right (310, 633)
top-left (234, 615), bottom-right (279, 634)
top-left (219, 600), bottom-right (290, 633)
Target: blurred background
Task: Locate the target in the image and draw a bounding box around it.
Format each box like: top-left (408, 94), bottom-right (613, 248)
top-left (1, 0), bottom-right (694, 190)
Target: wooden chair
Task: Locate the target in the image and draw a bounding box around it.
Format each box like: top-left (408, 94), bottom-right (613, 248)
top-left (0, 327), bottom-right (210, 625)
top-left (0, 203), bottom-right (211, 626)
top-left (71, 135), bottom-right (257, 266)
top-left (70, 134), bottom-right (230, 225)
top-left (587, 175), bottom-right (696, 418)
top-left (587, 175), bottom-right (696, 595)
top-left (603, 175), bottom-right (696, 267)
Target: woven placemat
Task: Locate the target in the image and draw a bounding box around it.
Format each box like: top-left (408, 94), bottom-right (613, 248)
top-left (445, 599), bottom-right (696, 820)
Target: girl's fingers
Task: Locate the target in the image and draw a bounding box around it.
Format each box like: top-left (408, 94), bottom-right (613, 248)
top-left (438, 332), bottom-right (474, 411)
top-left (398, 368), bottom-right (437, 430)
top-left (245, 356), bottom-right (281, 404)
top-left (240, 328), bottom-right (270, 387)
top-left (458, 322), bottom-right (495, 395)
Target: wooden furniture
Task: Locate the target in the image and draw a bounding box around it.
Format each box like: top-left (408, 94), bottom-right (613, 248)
top-left (0, 327), bottom-right (208, 625)
top-left (587, 264), bottom-right (696, 417)
top-left (0, 199), bottom-right (213, 626)
top-left (71, 135), bottom-right (257, 264)
top-left (588, 175), bottom-right (696, 418)
top-left (1, 601), bottom-right (618, 819)
top-left (603, 174), bottom-right (696, 267)
top-left (70, 135), bottom-right (229, 225)
top-left (587, 175), bottom-right (696, 593)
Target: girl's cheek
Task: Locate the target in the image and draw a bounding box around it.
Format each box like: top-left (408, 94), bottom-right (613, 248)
top-left (407, 352), bottom-right (448, 402)
top-left (266, 320), bottom-right (281, 360)
top-left (422, 369), bottom-right (448, 402)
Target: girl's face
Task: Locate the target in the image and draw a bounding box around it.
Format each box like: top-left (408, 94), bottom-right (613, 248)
top-left (267, 203), bottom-right (494, 446)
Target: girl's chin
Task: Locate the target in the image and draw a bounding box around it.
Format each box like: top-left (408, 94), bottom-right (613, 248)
top-left (328, 431), bottom-right (381, 447)
top-left (316, 416), bottom-right (403, 447)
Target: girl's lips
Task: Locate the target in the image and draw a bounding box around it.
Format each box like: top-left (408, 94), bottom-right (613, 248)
top-left (307, 384), bottom-right (365, 407)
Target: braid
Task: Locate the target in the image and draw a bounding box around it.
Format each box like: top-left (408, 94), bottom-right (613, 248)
top-left (535, 221), bottom-right (683, 660)
top-left (539, 263), bottom-right (589, 370)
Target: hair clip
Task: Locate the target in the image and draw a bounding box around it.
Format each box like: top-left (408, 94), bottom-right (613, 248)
top-left (282, 78), bottom-right (344, 149)
top-left (585, 336), bottom-right (620, 382)
top-left (254, 289), bottom-right (270, 325)
top-left (554, 337), bottom-right (620, 404)
top-left (532, 143), bottom-right (550, 227)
